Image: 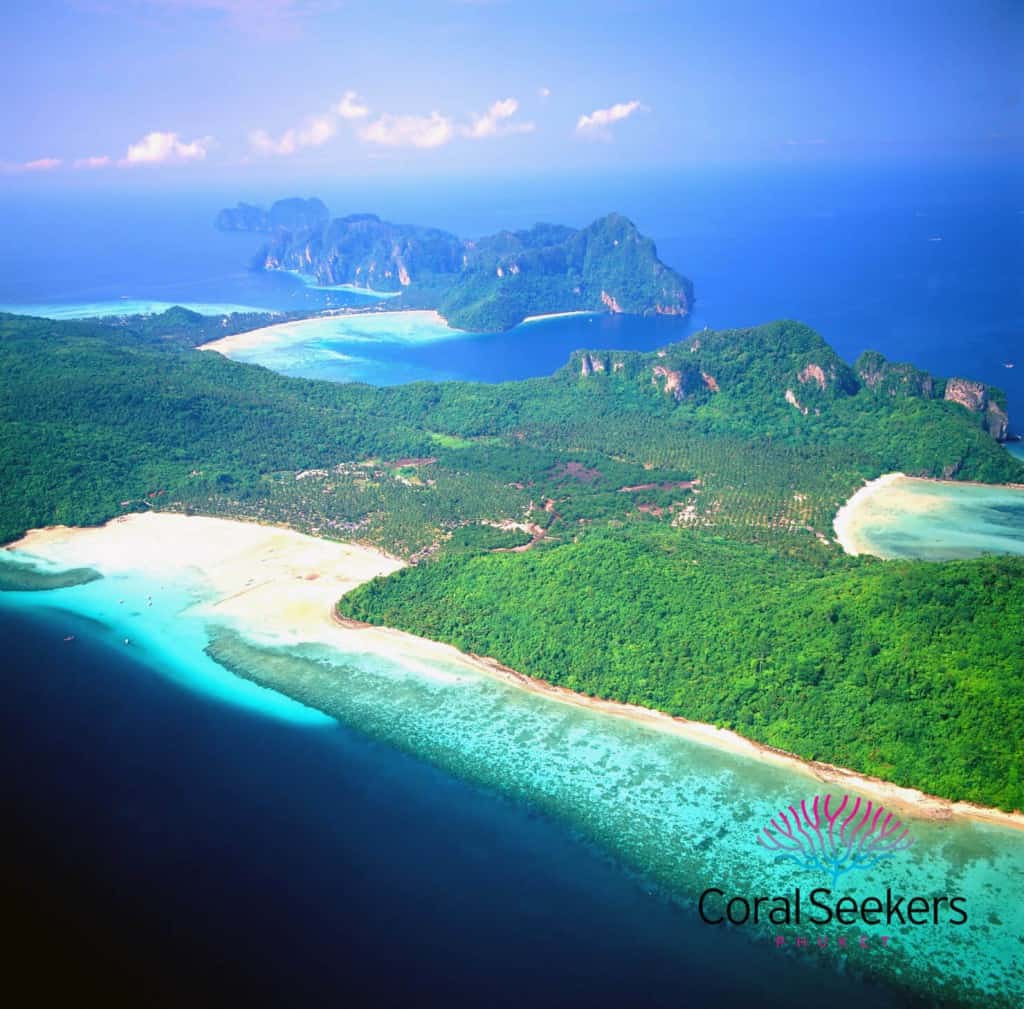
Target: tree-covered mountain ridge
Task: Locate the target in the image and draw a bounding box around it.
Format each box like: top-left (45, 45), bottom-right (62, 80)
top-left (216, 198), bottom-right (694, 332)
top-left (562, 320), bottom-right (1013, 449)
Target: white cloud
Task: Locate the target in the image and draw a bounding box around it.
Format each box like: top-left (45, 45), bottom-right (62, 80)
top-left (250, 114), bottom-right (336, 156)
top-left (336, 90), bottom-right (370, 120)
top-left (249, 129), bottom-right (291, 156)
top-left (538, 86), bottom-right (551, 98)
top-left (360, 111), bottom-right (454, 149)
top-left (300, 116), bottom-right (334, 145)
top-left (23, 157), bottom-right (62, 171)
top-left (250, 93), bottom-right (535, 157)
top-left (74, 155), bottom-right (112, 169)
top-left (250, 92), bottom-right (369, 156)
top-left (462, 97), bottom-right (534, 140)
top-left (120, 131), bottom-right (211, 165)
top-left (575, 99), bottom-right (646, 139)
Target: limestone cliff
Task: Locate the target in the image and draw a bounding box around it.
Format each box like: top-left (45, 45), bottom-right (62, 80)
top-left (853, 353), bottom-right (1010, 442)
top-left (944, 378), bottom-right (1010, 440)
top-left (570, 323), bottom-right (1014, 446)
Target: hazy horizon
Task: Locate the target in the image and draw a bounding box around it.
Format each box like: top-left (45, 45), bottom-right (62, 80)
top-left (5, 1), bottom-right (1021, 189)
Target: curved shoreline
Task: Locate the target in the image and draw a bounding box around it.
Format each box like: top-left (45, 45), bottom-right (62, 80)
top-left (7, 513), bottom-right (1023, 833)
top-left (832, 472), bottom-right (908, 555)
top-left (198, 309), bottom-right (454, 356)
top-left (520, 310), bottom-right (598, 324)
top-left (331, 609), bottom-right (1024, 832)
top-left (198, 305), bottom-right (615, 358)
top-left (833, 471), bottom-right (1024, 558)
top-left (468, 653), bottom-right (1024, 830)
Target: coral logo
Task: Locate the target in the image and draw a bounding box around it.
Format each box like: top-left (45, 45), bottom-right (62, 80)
top-left (758, 793), bottom-right (914, 887)
top-left (698, 792), bottom-right (966, 932)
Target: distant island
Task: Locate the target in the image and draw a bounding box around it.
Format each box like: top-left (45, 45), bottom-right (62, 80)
top-left (215, 197), bottom-right (330, 234)
top-left (216, 198), bottom-right (694, 332)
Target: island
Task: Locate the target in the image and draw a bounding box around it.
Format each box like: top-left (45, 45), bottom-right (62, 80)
top-left (2, 308), bottom-right (1022, 817)
top-left (216, 198), bottom-right (694, 331)
top-left (215, 197), bottom-right (330, 234)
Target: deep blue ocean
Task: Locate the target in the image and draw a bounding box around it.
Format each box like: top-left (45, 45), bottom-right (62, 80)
top-left (2, 604), bottom-right (920, 1009)
top-left (1, 164), bottom-right (1021, 1007)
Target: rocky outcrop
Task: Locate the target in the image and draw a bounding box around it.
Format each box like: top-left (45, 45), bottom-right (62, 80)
top-left (651, 364), bottom-right (703, 401)
top-left (944, 378), bottom-right (988, 413)
top-left (854, 351), bottom-right (934, 399)
top-left (577, 352), bottom-right (628, 377)
top-left (944, 378), bottom-right (1010, 440)
top-left (797, 363), bottom-right (828, 390)
top-left (986, 401), bottom-right (1009, 440)
top-left (856, 351), bottom-right (889, 390)
top-left (785, 388), bottom-right (809, 415)
top-left (852, 353), bottom-right (1009, 441)
top-left (701, 372), bottom-right (719, 392)
top-left (601, 290), bottom-right (623, 313)
top-left (652, 365), bottom-right (683, 398)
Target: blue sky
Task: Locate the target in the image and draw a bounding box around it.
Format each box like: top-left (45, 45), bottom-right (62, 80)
top-left (4, 0), bottom-right (1021, 184)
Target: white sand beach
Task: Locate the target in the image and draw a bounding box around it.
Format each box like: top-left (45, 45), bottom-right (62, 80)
top-left (8, 512), bottom-right (1024, 830)
top-left (198, 310), bottom-right (453, 356)
top-left (520, 310), bottom-right (598, 324)
top-left (833, 471), bottom-right (1024, 560)
top-left (832, 472), bottom-right (908, 554)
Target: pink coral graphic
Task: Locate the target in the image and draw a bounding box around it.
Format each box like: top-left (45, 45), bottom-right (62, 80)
top-left (758, 794), bottom-right (914, 887)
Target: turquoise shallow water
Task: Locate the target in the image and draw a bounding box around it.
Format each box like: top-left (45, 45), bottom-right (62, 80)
top-left (215, 635), bottom-right (1024, 1007)
top-left (844, 477), bottom-right (1024, 561)
top-left (209, 307), bottom-right (701, 386)
top-left (0, 554), bottom-right (329, 725)
top-left (3, 547), bottom-right (1022, 1007)
top-left (213, 311), bottom-right (475, 383)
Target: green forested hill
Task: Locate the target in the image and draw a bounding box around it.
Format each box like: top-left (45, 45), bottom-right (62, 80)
top-left (339, 528), bottom-right (1024, 810)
